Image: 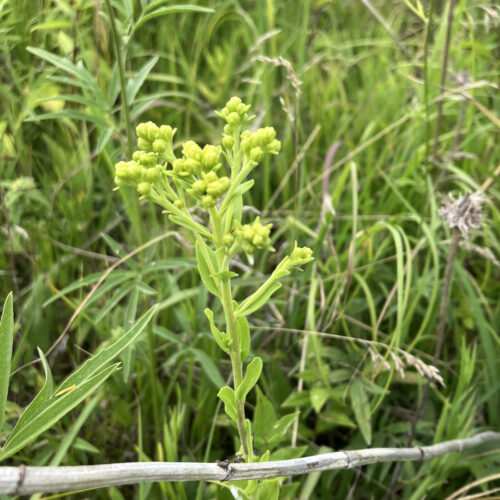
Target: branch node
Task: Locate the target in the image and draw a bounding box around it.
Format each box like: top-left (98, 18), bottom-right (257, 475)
top-left (14, 465), bottom-right (26, 496)
top-left (343, 451), bottom-right (352, 469)
top-left (416, 446), bottom-right (425, 461)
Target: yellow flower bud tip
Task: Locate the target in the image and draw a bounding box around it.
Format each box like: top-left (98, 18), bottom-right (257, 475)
top-left (227, 112), bottom-right (241, 126)
top-left (290, 245), bottom-right (314, 265)
top-left (226, 96), bottom-right (242, 112)
top-left (173, 199), bottom-right (183, 208)
top-left (223, 124), bottom-right (232, 135)
top-left (159, 125), bottom-right (175, 141)
top-left (192, 179), bottom-right (207, 194)
top-left (250, 147), bottom-right (264, 162)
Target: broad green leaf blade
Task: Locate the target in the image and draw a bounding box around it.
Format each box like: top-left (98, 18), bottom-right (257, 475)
top-left (235, 282), bottom-right (281, 318)
top-left (204, 308), bottom-right (231, 354)
top-left (237, 315), bottom-right (250, 361)
top-left (236, 357), bottom-right (262, 401)
top-left (310, 386), bottom-right (330, 413)
top-left (191, 349), bottom-right (224, 389)
top-left (56, 305), bottom-right (157, 393)
top-left (4, 348), bottom-right (54, 444)
top-left (253, 388), bottom-right (277, 449)
top-left (0, 364), bottom-right (120, 461)
top-left (195, 240), bottom-right (220, 297)
top-left (268, 413), bottom-right (298, 449)
top-left (0, 292), bottom-right (13, 430)
top-left (350, 378), bottom-right (372, 445)
top-left (217, 386), bottom-right (237, 422)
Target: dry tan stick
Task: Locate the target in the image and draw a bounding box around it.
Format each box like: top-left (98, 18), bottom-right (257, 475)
top-left (0, 432), bottom-right (498, 495)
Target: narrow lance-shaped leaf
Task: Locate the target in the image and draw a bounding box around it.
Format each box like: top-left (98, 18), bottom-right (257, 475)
top-left (0, 292), bottom-right (14, 431)
top-left (350, 377), bottom-right (372, 445)
top-left (235, 356), bottom-right (263, 401)
top-left (195, 239), bottom-right (220, 297)
top-left (57, 304), bottom-right (157, 393)
top-left (0, 364), bottom-right (120, 461)
top-left (237, 315), bottom-right (250, 361)
top-left (204, 308), bottom-right (231, 354)
top-left (218, 386), bottom-right (237, 422)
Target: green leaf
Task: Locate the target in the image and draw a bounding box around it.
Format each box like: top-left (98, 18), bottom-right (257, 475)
top-left (211, 270), bottom-right (238, 282)
top-left (256, 479), bottom-right (280, 500)
top-left (204, 308), bottom-right (231, 354)
top-left (235, 282), bottom-right (281, 318)
top-left (310, 386), bottom-right (330, 413)
top-left (195, 239), bottom-right (220, 297)
top-left (236, 357), bottom-right (262, 401)
top-left (217, 386), bottom-right (237, 422)
top-left (268, 413), bottom-right (298, 449)
top-left (0, 364), bottom-right (120, 460)
top-left (350, 378), bottom-right (372, 445)
top-left (281, 390), bottom-right (310, 408)
top-left (253, 388), bottom-right (277, 450)
top-left (56, 305), bottom-right (157, 393)
top-left (191, 348), bottom-right (224, 389)
top-left (237, 315), bottom-right (250, 361)
top-left (4, 348), bottom-right (54, 445)
top-left (0, 292), bottom-right (14, 430)
top-left (126, 56), bottom-right (159, 104)
top-left (133, 5), bottom-right (214, 32)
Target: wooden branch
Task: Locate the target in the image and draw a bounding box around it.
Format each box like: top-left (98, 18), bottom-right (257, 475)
top-left (1, 431), bottom-right (498, 495)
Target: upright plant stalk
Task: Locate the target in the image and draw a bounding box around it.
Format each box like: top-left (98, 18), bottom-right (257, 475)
top-left (433, 0), bottom-right (456, 156)
top-left (104, 0), bottom-right (133, 157)
top-left (112, 97), bottom-right (313, 470)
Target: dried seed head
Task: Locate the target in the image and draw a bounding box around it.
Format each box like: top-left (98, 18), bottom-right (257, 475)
top-left (439, 192), bottom-right (485, 234)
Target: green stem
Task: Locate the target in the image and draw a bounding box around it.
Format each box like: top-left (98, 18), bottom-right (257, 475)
top-left (209, 208), bottom-right (249, 457)
top-left (104, 0), bottom-right (133, 157)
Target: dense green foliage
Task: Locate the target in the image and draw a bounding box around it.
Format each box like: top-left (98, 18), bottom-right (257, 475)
top-left (0, 0), bottom-right (499, 498)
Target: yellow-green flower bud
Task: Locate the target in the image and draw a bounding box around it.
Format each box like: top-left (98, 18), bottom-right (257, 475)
top-left (223, 233), bottom-right (235, 247)
top-left (222, 135), bottom-right (234, 150)
top-left (200, 195), bottom-right (216, 208)
top-left (236, 217), bottom-right (273, 253)
top-left (182, 141), bottom-right (202, 161)
top-left (226, 96), bottom-right (242, 112)
top-left (206, 176), bottom-right (230, 197)
top-left (137, 138), bottom-right (153, 151)
top-left (159, 125), bottom-right (175, 141)
top-left (192, 179), bottom-right (207, 195)
top-left (250, 147), bottom-right (264, 163)
top-left (174, 199), bottom-right (183, 208)
top-left (153, 139), bottom-right (167, 153)
top-left (137, 182), bottom-right (151, 196)
top-left (290, 245), bottom-right (314, 266)
top-left (201, 145), bottom-right (221, 171)
top-left (143, 166), bottom-right (161, 183)
top-left (223, 124), bottom-right (232, 135)
top-left (226, 112), bottom-right (241, 126)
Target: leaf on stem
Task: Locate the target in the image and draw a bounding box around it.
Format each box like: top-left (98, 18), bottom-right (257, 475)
top-left (236, 357), bottom-right (263, 401)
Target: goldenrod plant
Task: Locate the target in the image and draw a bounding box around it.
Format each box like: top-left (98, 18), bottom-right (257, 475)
top-left (114, 96), bottom-right (313, 495)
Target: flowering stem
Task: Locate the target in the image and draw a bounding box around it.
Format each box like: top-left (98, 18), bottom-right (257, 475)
top-left (209, 208), bottom-right (249, 457)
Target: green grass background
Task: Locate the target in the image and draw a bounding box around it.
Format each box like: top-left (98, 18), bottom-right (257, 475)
top-left (0, 0), bottom-right (499, 498)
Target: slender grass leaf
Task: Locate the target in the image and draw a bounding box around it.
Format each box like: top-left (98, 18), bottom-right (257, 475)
top-left (133, 5), bottom-right (214, 32)
top-left (56, 305), bottom-right (157, 393)
top-left (4, 348), bottom-right (54, 445)
top-left (0, 363), bottom-right (120, 461)
top-left (126, 56), bottom-right (159, 104)
top-left (350, 378), bottom-right (372, 445)
top-left (191, 348), bottom-right (224, 389)
top-left (0, 292), bottom-right (13, 430)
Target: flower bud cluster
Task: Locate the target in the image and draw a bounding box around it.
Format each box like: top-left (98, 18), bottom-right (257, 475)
top-left (289, 244), bottom-right (314, 267)
top-left (136, 122), bottom-right (176, 162)
top-left (188, 171), bottom-right (231, 209)
top-left (241, 127), bottom-right (281, 163)
top-left (114, 149), bottom-right (164, 197)
top-left (172, 142), bottom-right (222, 178)
top-left (217, 97), bottom-right (253, 151)
top-left (236, 217), bottom-right (273, 254)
